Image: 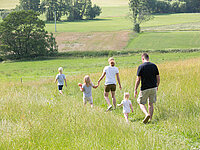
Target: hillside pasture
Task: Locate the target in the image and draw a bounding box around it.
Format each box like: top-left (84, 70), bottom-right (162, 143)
top-left (56, 31), bottom-right (129, 52)
top-left (127, 31), bottom-right (200, 50)
top-left (0, 53), bottom-right (200, 149)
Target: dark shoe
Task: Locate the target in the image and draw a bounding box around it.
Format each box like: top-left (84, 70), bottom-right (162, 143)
top-left (143, 115), bottom-right (150, 124)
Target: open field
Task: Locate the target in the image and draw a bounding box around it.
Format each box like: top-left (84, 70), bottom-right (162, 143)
top-left (1, 52), bottom-right (200, 81)
top-left (0, 0), bottom-right (19, 9)
top-left (56, 31), bottom-right (129, 52)
top-left (45, 13), bottom-right (200, 33)
top-left (127, 31), bottom-right (200, 50)
top-left (0, 53), bottom-right (200, 149)
top-left (1, 1), bottom-right (200, 52)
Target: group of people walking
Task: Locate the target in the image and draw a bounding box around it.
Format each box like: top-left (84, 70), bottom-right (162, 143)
top-left (55, 53), bottom-right (160, 124)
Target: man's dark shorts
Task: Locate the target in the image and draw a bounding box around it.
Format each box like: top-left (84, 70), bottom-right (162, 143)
top-left (58, 85), bottom-right (63, 90)
top-left (104, 84), bottom-right (116, 92)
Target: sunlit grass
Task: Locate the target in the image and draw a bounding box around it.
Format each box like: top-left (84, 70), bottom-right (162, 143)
top-left (127, 31), bottom-right (200, 50)
top-left (0, 53), bottom-right (200, 149)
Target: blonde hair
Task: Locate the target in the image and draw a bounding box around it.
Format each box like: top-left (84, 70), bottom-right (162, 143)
top-left (108, 57), bottom-right (114, 62)
top-left (108, 57), bottom-right (115, 66)
top-left (124, 92), bottom-right (130, 100)
top-left (58, 67), bottom-right (63, 73)
top-left (84, 75), bottom-right (92, 85)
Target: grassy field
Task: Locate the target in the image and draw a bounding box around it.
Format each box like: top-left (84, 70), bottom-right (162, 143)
top-left (0, 53), bottom-right (200, 149)
top-left (127, 31), bottom-right (200, 50)
top-left (1, 52), bottom-right (200, 81)
top-left (45, 13), bottom-right (200, 33)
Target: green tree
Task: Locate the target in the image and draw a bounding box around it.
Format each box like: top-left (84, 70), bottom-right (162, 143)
top-left (84, 0), bottom-right (101, 19)
top-left (19, 0), bottom-right (41, 12)
top-left (41, 0), bottom-right (66, 21)
top-left (129, 0), bottom-right (153, 33)
top-left (0, 10), bottom-right (58, 59)
top-left (67, 0), bottom-right (87, 21)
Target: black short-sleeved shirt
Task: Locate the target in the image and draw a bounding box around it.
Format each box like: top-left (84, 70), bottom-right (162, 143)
top-left (137, 62), bottom-right (159, 91)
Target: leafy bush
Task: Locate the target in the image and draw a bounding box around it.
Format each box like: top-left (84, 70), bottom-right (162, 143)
top-left (0, 10), bottom-right (58, 59)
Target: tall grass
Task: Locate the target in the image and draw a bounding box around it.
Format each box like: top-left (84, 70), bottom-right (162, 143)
top-left (0, 55), bottom-right (200, 149)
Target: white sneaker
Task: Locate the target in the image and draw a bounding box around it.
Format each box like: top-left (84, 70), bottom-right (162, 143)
top-left (106, 105), bottom-right (112, 112)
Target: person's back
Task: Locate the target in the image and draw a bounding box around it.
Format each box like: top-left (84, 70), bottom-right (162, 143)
top-left (56, 74), bottom-right (66, 85)
top-left (137, 62), bottom-right (159, 91)
top-left (122, 99), bottom-right (132, 113)
top-left (82, 83), bottom-right (93, 98)
top-left (104, 66), bottom-right (119, 85)
top-left (134, 53), bottom-right (160, 124)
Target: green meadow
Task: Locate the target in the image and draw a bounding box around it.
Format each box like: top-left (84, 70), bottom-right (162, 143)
top-left (45, 13), bottom-right (200, 33)
top-left (1, 0), bottom-right (200, 149)
top-left (1, 53), bottom-right (200, 149)
top-left (127, 31), bottom-right (200, 50)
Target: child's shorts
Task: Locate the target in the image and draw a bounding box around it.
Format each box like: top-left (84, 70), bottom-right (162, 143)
top-left (58, 85), bottom-right (63, 90)
top-left (83, 96), bottom-right (93, 104)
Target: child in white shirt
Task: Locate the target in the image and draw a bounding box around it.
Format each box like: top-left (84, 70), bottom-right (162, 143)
top-left (78, 75), bottom-right (98, 108)
top-left (117, 92), bottom-right (133, 123)
top-left (55, 67), bottom-right (67, 95)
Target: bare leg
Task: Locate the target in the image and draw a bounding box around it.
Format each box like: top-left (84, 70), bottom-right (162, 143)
top-left (111, 91), bottom-right (116, 109)
top-left (59, 90), bottom-right (63, 95)
top-left (148, 102), bottom-right (154, 120)
top-left (139, 104), bottom-right (150, 124)
top-left (90, 103), bottom-right (94, 108)
top-left (139, 104), bottom-right (149, 116)
top-left (124, 113), bottom-right (129, 123)
top-left (104, 92), bottom-right (111, 106)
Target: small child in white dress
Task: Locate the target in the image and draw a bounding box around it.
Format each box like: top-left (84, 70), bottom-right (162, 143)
top-left (117, 92), bottom-right (133, 123)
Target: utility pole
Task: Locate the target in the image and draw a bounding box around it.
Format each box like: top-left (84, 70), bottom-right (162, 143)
top-left (54, 10), bottom-right (57, 32)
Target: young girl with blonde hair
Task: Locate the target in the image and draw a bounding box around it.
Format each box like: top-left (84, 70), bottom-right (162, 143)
top-left (78, 75), bottom-right (98, 108)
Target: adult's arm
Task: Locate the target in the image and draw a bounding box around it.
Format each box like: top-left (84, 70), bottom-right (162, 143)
top-left (134, 76), bottom-right (141, 97)
top-left (98, 72), bottom-right (106, 86)
top-left (156, 75), bottom-right (160, 90)
top-left (116, 73), bottom-right (122, 90)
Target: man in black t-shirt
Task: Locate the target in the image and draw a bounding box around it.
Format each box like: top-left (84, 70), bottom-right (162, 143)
top-left (134, 53), bottom-right (160, 124)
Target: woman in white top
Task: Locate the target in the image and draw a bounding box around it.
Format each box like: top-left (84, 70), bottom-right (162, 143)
top-left (98, 57), bottom-right (122, 111)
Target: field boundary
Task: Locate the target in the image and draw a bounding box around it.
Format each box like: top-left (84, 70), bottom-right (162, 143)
top-left (55, 48), bottom-right (200, 57)
top-left (2, 48), bottom-right (200, 61)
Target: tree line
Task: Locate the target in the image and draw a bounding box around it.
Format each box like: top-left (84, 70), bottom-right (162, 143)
top-left (129, 0), bottom-right (200, 33)
top-left (152, 0), bottom-right (200, 13)
top-left (15, 0), bottom-right (102, 21)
